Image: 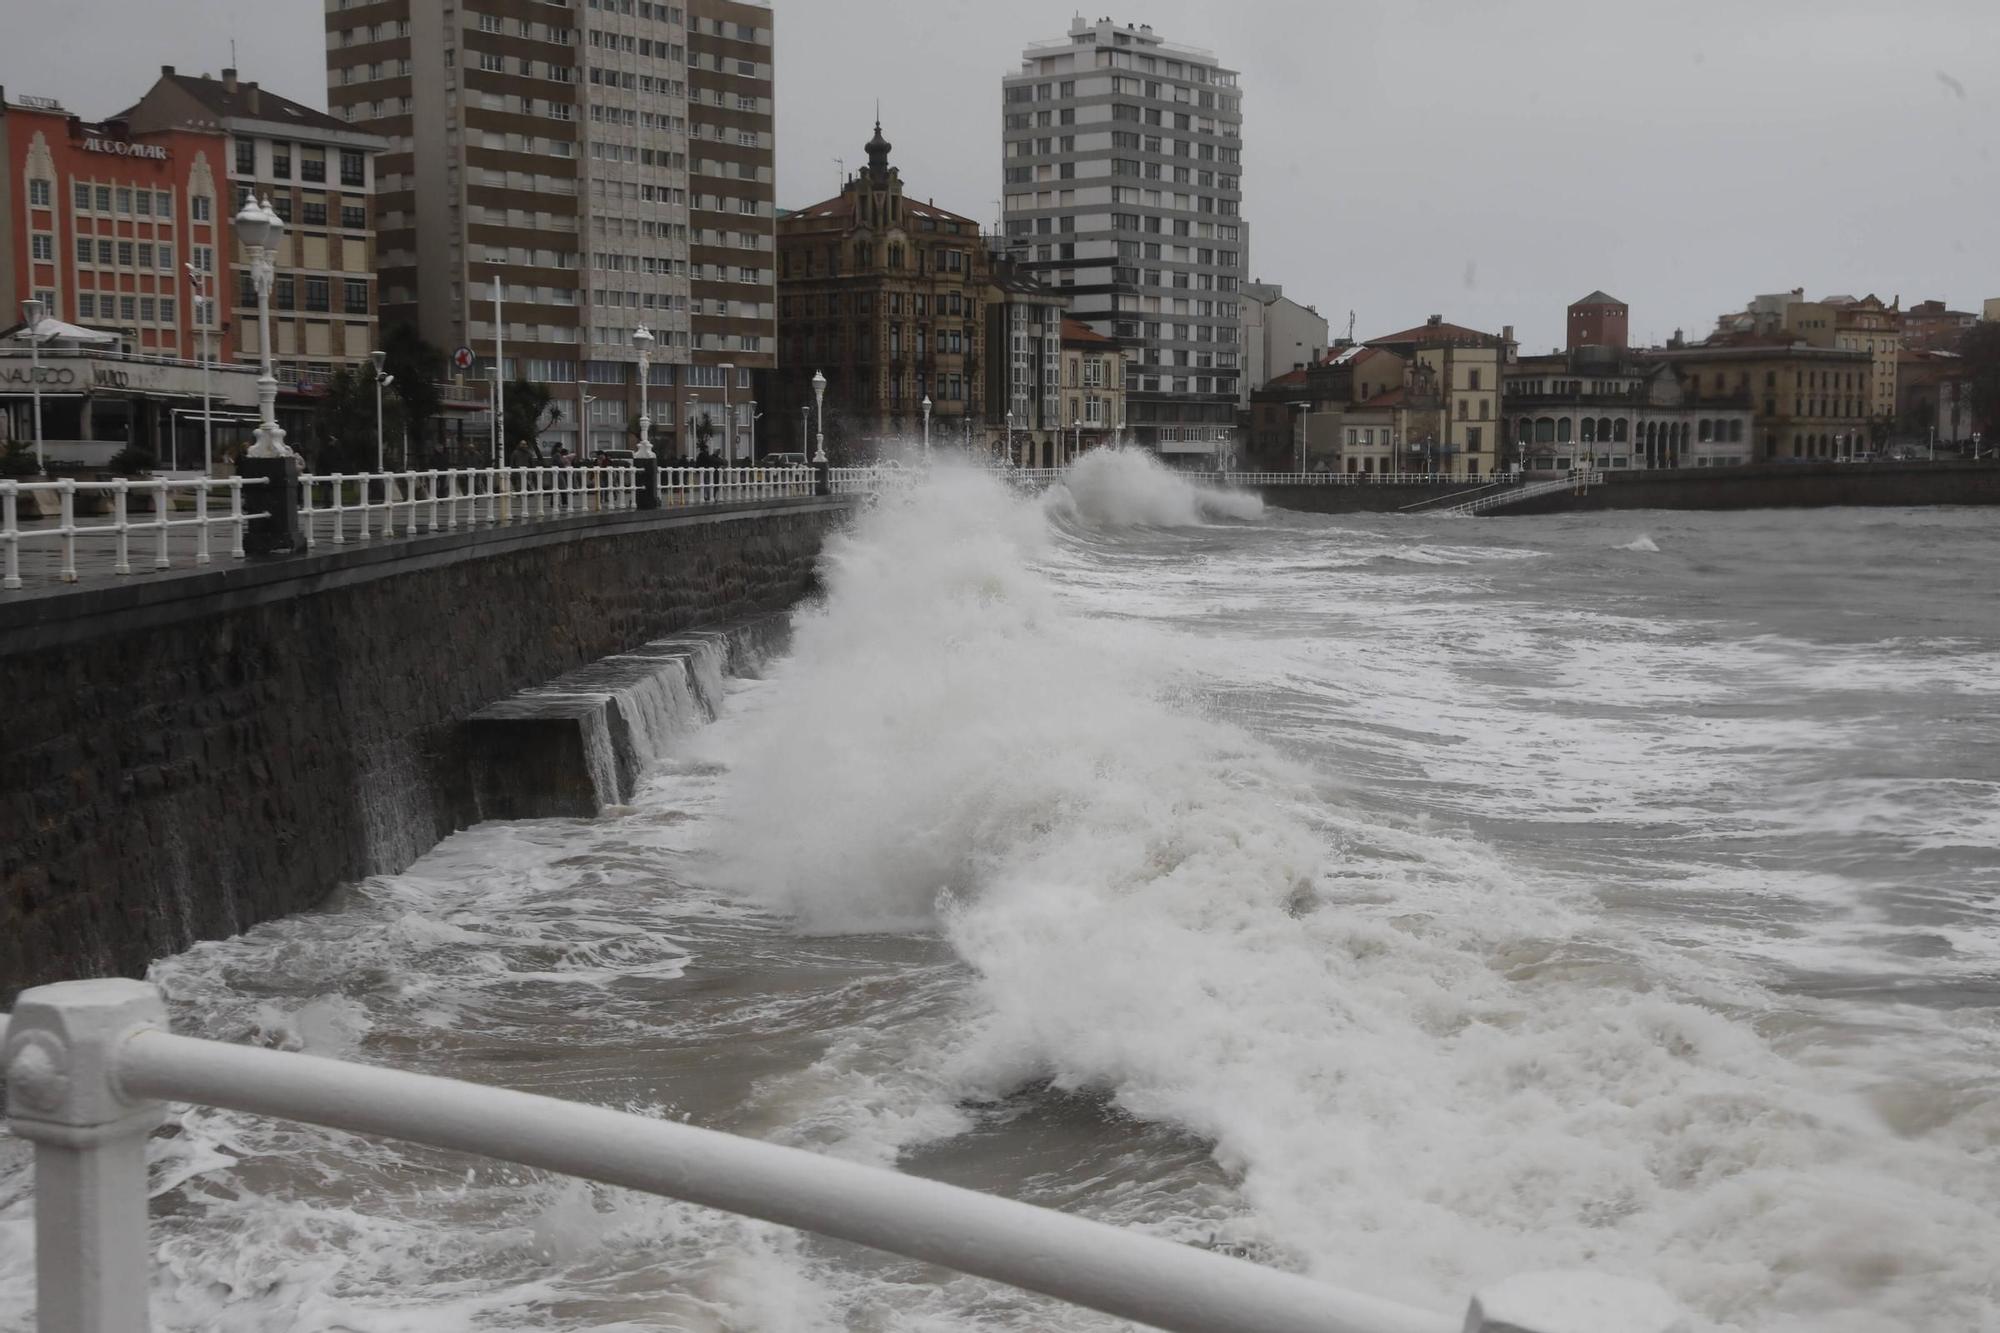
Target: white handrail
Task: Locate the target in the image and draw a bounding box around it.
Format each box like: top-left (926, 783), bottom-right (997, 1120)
top-left (2, 983), bottom-right (1684, 1333)
top-left (0, 476), bottom-right (263, 589)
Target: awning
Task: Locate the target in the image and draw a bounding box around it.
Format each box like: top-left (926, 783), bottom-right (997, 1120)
top-left (4, 316), bottom-right (119, 347)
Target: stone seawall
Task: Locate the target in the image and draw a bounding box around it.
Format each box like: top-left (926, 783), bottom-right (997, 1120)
top-left (1252, 482), bottom-right (1495, 514)
top-left (1493, 460), bottom-right (2000, 516)
top-left (0, 499), bottom-right (854, 999)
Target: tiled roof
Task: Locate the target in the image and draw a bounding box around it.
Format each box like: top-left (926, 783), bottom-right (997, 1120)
top-left (1359, 387), bottom-right (1407, 408)
top-left (1261, 367), bottom-right (1310, 390)
top-left (1572, 290), bottom-right (1624, 307)
top-left (1366, 320), bottom-right (1502, 346)
top-left (1062, 318), bottom-right (1115, 345)
top-left (137, 72), bottom-right (350, 133)
top-left (1323, 345), bottom-right (1384, 368)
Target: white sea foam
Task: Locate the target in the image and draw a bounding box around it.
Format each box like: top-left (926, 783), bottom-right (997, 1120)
top-left (706, 466), bottom-right (2000, 1330)
top-left (1618, 534), bottom-right (1661, 552)
top-left (1047, 446), bottom-right (1264, 527)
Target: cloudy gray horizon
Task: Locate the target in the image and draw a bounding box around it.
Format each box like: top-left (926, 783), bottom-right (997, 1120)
top-left (10, 0), bottom-right (1994, 353)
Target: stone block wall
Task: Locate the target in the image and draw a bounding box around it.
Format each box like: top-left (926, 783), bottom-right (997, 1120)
top-left (0, 500), bottom-right (852, 999)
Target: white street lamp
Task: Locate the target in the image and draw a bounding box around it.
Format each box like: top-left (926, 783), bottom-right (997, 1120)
top-left (632, 324), bottom-right (655, 460)
top-left (371, 349), bottom-right (394, 474)
top-left (719, 361), bottom-right (736, 462)
top-left (811, 369), bottom-right (827, 465)
top-left (1072, 417), bottom-right (1082, 465)
top-left (234, 195), bottom-right (292, 458)
top-left (21, 298), bottom-right (44, 473)
top-left (800, 405), bottom-right (810, 456)
top-left (185, 265), bottom-right (215, 476)
top-left (921, 394), bottom-right (931, 460)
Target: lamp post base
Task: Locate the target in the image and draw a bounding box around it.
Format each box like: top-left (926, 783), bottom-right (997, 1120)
top-left (239, 455), bottom-right (301, 555)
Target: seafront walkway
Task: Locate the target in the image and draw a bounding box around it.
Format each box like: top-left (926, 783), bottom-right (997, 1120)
top-left (0, 464), bottom-right (893, 597)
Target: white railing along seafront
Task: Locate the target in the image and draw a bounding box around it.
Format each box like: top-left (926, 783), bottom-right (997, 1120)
top-left (2, 981), bottom-right (1688, 1333)
top-left (0, 476), bottom-right (263, 589)
top-left (0, 466), bottom-right (843, 590)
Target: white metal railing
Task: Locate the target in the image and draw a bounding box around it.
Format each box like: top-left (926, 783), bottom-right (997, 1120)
top-left (658, 464), bottom-right (819, 505)
top-left (1, 982), bottom-right (1685, 1333)
top-left (1213, 472), bottom-right (1511, 487)
top-left (829, 464), bottom-right (919, 495)
top-left (292, 465), bottom-right (823, 546)
top-left (1428, 469), bottom-right (1597, 517)
top-left (0, 476), bottom-right (263, 589)
top-left (296, 465), bottom-right (640, 546)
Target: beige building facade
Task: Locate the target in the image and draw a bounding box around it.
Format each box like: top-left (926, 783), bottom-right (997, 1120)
top-left (1059, 318), bottom-right (1126, 451)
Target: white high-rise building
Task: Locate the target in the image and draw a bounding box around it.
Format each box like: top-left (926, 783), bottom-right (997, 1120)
top-left (1001, 18), bottom-right (1245, 465)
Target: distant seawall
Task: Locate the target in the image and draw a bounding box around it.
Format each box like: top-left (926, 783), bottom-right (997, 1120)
top-left (1491, 460), bottom-right (2000, 515)
top-left (0, 499), bottom-right (854, 998)
top-left (1249, 481), bottom-right (1496, 514)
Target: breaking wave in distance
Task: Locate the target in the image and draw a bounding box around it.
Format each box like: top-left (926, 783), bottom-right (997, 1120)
top-left (704, 464), bottom-right (2000, 1331)
top-left (1046, 447), bottom-right (1264, 527)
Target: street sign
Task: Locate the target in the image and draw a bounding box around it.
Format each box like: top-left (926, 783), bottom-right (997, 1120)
top-left (452, 346), bottom-right (475, 371)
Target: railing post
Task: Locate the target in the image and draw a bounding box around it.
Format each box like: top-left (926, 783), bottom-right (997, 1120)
top-left (2, 483), bottom-right (20, 590)
top-left (1464, 1271), bottom-right (1687, 1333)
top-left (58, 478), bottom-right (78, 583)
top-left (5, 978), bottom-right (169, 1333)
top-left (111, 482), bottom-right (131, 576)
top-left (239, 455), bottom-right (302, 556)
top-left (636, 456), bottom-right (661, 509)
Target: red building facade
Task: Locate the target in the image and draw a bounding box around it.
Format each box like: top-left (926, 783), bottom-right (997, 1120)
top-left (1566, 290), bottom-right (1630, 353)
top-left (2, 95), bottom-right (227, 360)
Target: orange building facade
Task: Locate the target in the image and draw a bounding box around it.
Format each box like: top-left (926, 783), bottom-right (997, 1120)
top-left (1, 94), bottom-right (228, 361)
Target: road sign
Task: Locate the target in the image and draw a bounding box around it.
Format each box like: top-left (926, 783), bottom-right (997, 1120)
top-left (452, 346), bottom-right (474, 371)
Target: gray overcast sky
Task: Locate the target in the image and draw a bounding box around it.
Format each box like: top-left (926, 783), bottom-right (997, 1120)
top-left (11, 0), bottom-right (1995, 352)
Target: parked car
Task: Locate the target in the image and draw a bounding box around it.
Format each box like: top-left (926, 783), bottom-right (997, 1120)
top-left (764, 452), bottom-right (809, 468)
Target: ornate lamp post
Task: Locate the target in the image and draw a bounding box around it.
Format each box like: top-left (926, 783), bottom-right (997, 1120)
top-left (747, 399), bottom-right (759, 465)
top-left (632, 324), bottom-right (655, 459)
top-left (719, 361), bottom-right (736, 462)
top-left (371, 350), bottom-right (395, 473)
top-left (921, 394), bottom-right (931, 460)
top-left (20, 298), bottom-right (43, 473)
top-left (1072, 416), bottom-right (1082, 466)
top-left (811, 369), bottom-right (827, 464)
top-left (185, 265), bottom-right (214, 476)
top-left (234, 195), bottom-right (292, 458)
top-left (1004, 410), bottom-right (1014, 467)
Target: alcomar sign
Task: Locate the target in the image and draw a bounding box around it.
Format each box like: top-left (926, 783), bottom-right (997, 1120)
top-left (80, 135), bottom-right (169, 162)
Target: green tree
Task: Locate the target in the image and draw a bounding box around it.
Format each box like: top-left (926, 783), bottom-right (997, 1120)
top-left (1959, 322), bottom-right (2000, 447)
top-left (380, 322), bottom-right (447, 454)
top-left (307, 367), bottom-right (402, 472)
top-left (502, 377), bottom-right (561, 458)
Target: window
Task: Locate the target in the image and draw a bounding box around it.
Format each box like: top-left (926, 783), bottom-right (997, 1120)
top-left (28, 178), bottom-right (51, 208)
top-left (138, 243), bottom-right (154, 268)
top-left (117, 241), bottom-right (134, 266)
top-left (73, 182), bottom-right (90, 210)
top-left (301, 155), bottom-right (326, 183)
top-left (344, 279), bottom-right (369, 314)
top-left (341, 204), bottom-right (366, 229)
top-left (302, 201), bottom-right (328, 227)
top-left (157, 245), bottom-right (173, 271)
top-left (75, 237), bottom-right (92, 264)
top-left (95, 186), bottom-right (112, 211)
top-left (78, 294), bottom-right (95, 319)
top-left (236, 137), bottom-right (256, 176)
top-left (140, 297), bottom-right (156, 322)
top-left (115, 187), bottom-right (132, 213)
top-left (30, 234), bottom-right (52, 261)
top-left (271, 144), bottom-right (292, 178)
top-left (192, 194), bottom-right (210, 221)
top-left (96, 239), bottom-right (113, 265)
top-left (120, 295), bottom-right (136, 321)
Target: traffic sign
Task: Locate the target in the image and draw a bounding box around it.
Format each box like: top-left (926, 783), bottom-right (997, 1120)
top-left (452, 346), bottom-right (474, 371)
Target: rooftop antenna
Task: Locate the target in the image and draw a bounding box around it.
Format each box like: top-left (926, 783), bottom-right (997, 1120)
top-left (834, 156), bottom-right (845, 190)
top-left (1346, 309), bottom-right (1356, 342)
top-left (230, 37), bottom-right (237, 66)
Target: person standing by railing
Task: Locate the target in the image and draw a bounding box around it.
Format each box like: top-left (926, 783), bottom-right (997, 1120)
top-left (552, 442), bottom-right (574, 510)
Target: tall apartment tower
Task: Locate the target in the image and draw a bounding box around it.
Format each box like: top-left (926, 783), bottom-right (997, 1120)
top-left (325, 0), bottom-right (772, 459)
top-left (1001, 17), bottom-right (1246, 466)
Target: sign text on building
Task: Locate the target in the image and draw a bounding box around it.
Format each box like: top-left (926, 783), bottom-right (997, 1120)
top-left (80, 136), bottom-right (169, 162)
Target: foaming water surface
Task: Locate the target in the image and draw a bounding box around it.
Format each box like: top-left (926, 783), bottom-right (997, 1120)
top-left (3, 456), bottom-right (1996, 1332)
